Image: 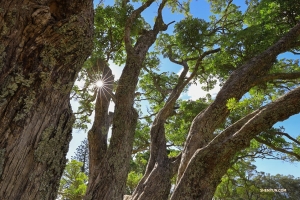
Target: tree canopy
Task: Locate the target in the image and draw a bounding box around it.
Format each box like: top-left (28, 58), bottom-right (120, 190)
top-left (68, 0), bottom-right (300, 199)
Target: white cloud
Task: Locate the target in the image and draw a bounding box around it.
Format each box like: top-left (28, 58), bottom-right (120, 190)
top-left (177, 67), bottom-right (221, 100)
top-left (187, 81), bottom-right (221, 100)
top-left (107, 61), bottom-right (124, 112)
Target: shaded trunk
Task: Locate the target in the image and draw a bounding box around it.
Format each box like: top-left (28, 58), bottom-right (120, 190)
top-left (86, 59), bottom-right (114, 188)
top-left (131, 121), bottom-right (172, 200)
top-left (84, 55), bottom-right (141, 200)
top-left (84, 1), bottom-right (171, 199)
top-left (131, 88), bottom-right (182, 200)
top-left (0, 0), bottom-right (93, 199)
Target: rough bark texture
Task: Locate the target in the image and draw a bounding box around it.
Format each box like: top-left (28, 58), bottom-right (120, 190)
top-left (131, 119), bottom-right (172, 200)
top-left (84, 51), bottom-right (141, 200)
top-left (0, 0), bottom-right (93, 199)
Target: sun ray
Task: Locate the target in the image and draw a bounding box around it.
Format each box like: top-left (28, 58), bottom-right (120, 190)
top-left (90, 65), bottom-right (115, 103)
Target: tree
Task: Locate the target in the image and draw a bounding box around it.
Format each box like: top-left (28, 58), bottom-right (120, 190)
top-left (72, 138), bottom-right (89, 175)
top-left (64, 0), bottom-right (300, 199)
top-left (0, 0), bottom-right (93, 199)
top-left (58, 160), bottom-right (88, 200)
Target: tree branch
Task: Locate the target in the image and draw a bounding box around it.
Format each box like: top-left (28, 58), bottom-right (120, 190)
top-left (274, 131), bottom-right (300, 145)
top-left (253, 72), bottom-right (300, 86)
top-left (172, 86), bottom-right (300, 199)
top-left (124, 0), bottom-right (156, 52)
top-left (254, 137), bottom-right (300, 160)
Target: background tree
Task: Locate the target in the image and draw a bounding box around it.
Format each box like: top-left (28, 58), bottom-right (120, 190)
top-left (71, 0), bottom-right (300, 199)
top-left (58, 160), bottom-right (88, 200)
top-left (0, 0), bottom-right (93, 199)
top-left (72, 138), bottom-right (89, 175)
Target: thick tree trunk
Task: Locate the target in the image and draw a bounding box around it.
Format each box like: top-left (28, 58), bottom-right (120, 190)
top-left (84, 55), bottom-right (140, 200)
top-left (131, 121), bottom-right (172, 200)
top-left (0, 1), bottom-right (93, 199)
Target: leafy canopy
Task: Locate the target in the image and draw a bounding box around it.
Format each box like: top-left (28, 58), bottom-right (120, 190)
top-left (71, 0), bottom-right (300, 196)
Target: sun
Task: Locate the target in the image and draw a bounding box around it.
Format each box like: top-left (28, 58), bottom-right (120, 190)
top-left (95, 80), bottom-right (104, 88)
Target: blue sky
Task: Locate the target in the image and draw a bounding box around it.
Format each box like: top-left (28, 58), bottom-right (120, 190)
top-left (68, 0), bottom-right (300, 178)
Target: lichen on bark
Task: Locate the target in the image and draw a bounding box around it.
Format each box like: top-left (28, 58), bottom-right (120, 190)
top-left (0, 0), bottom-right (94, 199)
top-left (0, 149), bottom-right (5, 176)
top-left (34, 110), bottom-right (74, 199)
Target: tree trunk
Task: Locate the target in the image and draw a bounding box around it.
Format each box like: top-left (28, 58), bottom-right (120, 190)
top-left (131, 121), bottom-right (172, 200)
top-left (87, 59), bottom-right (114, 188)
top-left (84, 1), bottom-right (173, 199)
top-left (84, 54), bottom-right (142, 200)
top-left (0, 1), bottom-right (93, 199)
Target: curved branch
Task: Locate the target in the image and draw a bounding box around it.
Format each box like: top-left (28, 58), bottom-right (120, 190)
top-left (254, 137), bottom-right (300, 160)
top-left (124, 0), bottom-right (156, 52)
top-left (183, 48), bottom-right (221, 86)
top-left (172, 86), bottom-right (300, 199)
top-left (274, 131), bottom-right (300, 145)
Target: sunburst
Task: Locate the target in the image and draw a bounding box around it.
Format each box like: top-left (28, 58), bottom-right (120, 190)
top-left (95, 80), bottom-right (104, 88)
top-left (90, 65), bottom-right (115, 102)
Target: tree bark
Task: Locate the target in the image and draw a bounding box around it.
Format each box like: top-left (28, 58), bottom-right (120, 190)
top-left (0, 0), bottom-right (93, 199)
top-left (86, 59), bottom-right (114, 188)
top-left (84, 52), bottom-right (142, 200)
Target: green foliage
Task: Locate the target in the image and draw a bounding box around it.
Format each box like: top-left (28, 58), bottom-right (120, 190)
top-left (58, 160), bottom-right (88, 200)
top-left (175, 17), bottom-right (210, 52)
top-left (93, 3), bottom-right (150, 64)
top-left (165, 99), bottom-right (209, 147)
top-left (126, 171), bottom-right (143, 194)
